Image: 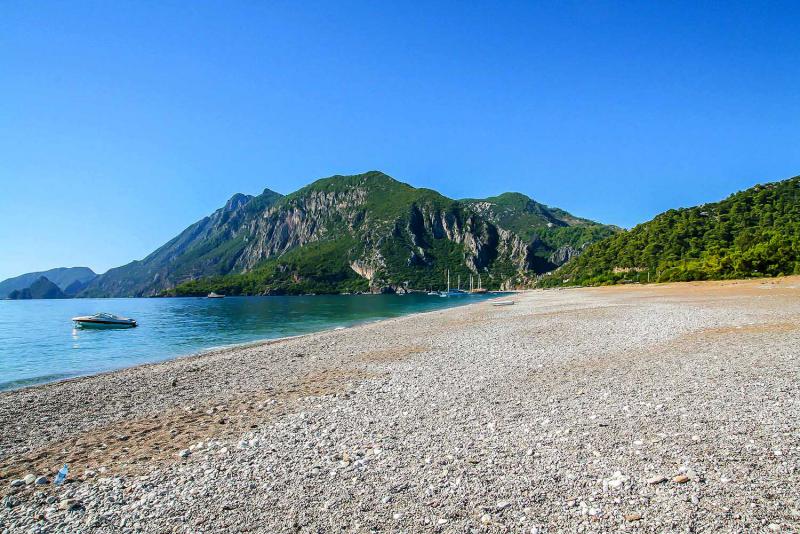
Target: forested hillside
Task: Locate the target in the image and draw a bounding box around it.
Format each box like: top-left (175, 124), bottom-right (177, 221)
top-left (541, 176), bottom-right (800, 286)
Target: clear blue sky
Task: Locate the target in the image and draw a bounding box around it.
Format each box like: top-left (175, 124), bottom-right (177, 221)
top-left (2, 1), bottom-right (799, 280)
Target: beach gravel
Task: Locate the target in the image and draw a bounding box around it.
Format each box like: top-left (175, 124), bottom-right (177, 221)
top-left (1, 278), bottom-right (799, 532)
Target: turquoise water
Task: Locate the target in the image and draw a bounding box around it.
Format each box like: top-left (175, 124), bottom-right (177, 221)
top-left (0, 294), bottom-right (493, 391)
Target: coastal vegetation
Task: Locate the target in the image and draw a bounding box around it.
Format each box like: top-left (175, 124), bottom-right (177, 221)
top-left (540, 175), bottom-right (800, 286)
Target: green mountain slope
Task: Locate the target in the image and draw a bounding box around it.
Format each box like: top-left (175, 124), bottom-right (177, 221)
top-left (542, 175), bottom-right (800, 286)
top-left (462, 193), bottom-right (619, 271)
top-left (0, 267), bottom-right (95, 298)
top-left (168, 172), bottom-right (614, 296)
top-left (169, 172), bottom-right (521, 295)
top-left (80, 171), bottom-right (613, 297)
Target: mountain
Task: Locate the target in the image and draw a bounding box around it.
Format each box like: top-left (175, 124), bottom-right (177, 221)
top-left (0, 267), bottom-right (96, 298)
top-left (461, 193), bottom-right (618, 272)
top-left (82, 171), bottom-right (614, 297)
top-left (7, 276), bottom-right (67, 299)
top-left (542, 175), bottom-right (800, 286)
top-left (80, 189), bottom-right (284, 297)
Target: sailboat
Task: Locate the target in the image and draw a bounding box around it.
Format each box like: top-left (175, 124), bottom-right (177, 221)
top-left (440, 270), bottom-right (468, 297)
top-left (470, 273), bottom-right (487, 294)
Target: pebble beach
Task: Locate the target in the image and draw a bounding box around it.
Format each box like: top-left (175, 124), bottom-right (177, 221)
top-left (1, 278), bottom-right (799, 533)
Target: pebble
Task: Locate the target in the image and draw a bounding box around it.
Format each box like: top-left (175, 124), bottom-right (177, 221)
top-left (496, 501), bottom-right (511, 511)
top-left (625, 513), bottom-right (643, 522)
top-left (673, 475), bottom-right (690, 484)
top-left (58, 499), bottom-right (81, 511)
top-left (9, 479), bottom-right (24, 488)
top-left (647, 475), bottom-right (668, 484)
top-left (23, 474), bottom-right (36, 485)
top-left (604, 471), bottom-right (629, 489)
top-left (34, 476), bottom-right (48, 485)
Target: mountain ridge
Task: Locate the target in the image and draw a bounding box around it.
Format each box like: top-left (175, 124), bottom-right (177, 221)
top-left (0, 267), bottom-right (96, 298)
top-left (82, 171), bottom-right (615, 297)
top-left (7, 276), bottom-right (67, 299)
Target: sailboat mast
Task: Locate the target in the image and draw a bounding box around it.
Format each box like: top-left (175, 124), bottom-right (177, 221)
top-left (447, 269), bottom-right (450, 292)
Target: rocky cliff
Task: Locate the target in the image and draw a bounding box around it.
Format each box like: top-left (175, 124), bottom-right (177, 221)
top-left (83, 171), bottom-right (615, 296)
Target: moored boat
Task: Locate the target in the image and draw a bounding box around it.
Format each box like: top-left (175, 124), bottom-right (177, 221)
top-left (72, 313), bottom-right (137, 329)
top-left (438, 270), bottom-right (470, 297)
top-left (207, 292), bottom-right (225, 298)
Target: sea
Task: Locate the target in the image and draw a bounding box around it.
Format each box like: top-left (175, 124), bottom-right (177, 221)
top-left (0, 293), bottom-right (494, 391)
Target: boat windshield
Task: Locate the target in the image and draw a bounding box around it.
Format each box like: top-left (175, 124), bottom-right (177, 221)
top-left (93, 312), bottom-right (122, 320)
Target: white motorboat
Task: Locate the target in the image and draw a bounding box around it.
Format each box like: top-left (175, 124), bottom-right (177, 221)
top-left (207, 292), bottom-right (225, 299)
top-left (72, 313), bottom-right (137, 329)
top-left (491, 300), bottom-right (515, 307)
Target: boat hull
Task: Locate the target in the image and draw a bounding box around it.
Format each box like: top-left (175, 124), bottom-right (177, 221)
top-left (73, 319), bottom-right (137, 329)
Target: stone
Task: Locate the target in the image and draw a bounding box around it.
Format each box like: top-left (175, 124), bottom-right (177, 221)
top-left (178, 449), bottom-right (191, 458)
top-left (625, 513), bottom-right (643, 522)
top-left (23, 474), bottom-right (36, 485)
top-left (604, 471), bottom-right (629, 489)
top-left (647, 475), bottom-right (668, 485)
top-left (673, 475), bottom-right (690, 484)
top-left (34, 476), bottom-right (49, 485)
top-left (59, 498), bottom-right (82, 511)
top-left (9, 479), bottom-right (25, 488)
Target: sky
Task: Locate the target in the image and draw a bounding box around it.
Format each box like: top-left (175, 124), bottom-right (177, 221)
top-left (1, 1), bottom-right (799, 280)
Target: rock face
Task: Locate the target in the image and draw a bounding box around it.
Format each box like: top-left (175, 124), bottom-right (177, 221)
top-left (81, 190), bottom-right (282, 297)
top-left (461, 192), bottom-right (618, 272)
top-left (549, 245), bottom-right (581, 267)
top-left (81, 172), bottom-right (613, 296)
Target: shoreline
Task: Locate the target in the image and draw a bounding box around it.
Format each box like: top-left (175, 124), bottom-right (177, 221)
top-left (1, 277), bottom-right (798, 532)
top-left (1, 292), bottom-right (508, 394)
